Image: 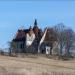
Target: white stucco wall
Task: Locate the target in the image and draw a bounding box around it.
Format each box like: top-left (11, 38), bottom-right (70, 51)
top-left (26, 33), bottom-right (35, 46)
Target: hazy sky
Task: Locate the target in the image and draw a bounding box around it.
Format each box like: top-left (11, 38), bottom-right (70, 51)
top-left (0, 1), bottom-right (75, 49)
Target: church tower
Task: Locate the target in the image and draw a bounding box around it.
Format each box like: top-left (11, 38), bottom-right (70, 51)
top-left (33, 19), bottom-right (39, 36)
top-left (34, 19), bottom-right (38, 27)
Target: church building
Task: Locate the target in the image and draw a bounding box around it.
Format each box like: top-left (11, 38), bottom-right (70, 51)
top-left (10, 19), bottom-right (57, 54)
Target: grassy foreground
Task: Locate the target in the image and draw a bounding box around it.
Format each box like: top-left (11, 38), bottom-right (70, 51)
top-left (0, 54), bottom-right (75, 75)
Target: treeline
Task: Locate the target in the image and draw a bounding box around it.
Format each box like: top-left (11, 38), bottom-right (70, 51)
top-left (47, 23), bottom-right (75, 59)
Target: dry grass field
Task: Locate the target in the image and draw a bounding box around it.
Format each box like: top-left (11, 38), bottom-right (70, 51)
top-left (0, 54), bottom-right (75, 75)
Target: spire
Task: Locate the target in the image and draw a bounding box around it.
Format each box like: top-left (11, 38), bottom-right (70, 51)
top-left (34, 19), bottom-right (37, 26)
top-left (33, 19), bottom-right (38, 30)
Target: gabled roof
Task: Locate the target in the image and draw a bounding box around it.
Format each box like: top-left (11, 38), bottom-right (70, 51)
top-left (12, 20), bottom-right (42, 42)
top-left (13, 29), bottom-right (29, 42)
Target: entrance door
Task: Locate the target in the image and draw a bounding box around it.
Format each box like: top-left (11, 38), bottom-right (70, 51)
top-left (46, 46), bottom-right (50, 54)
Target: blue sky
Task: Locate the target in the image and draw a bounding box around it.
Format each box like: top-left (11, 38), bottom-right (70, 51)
top-left (0, 1), bottom-right (75, 49)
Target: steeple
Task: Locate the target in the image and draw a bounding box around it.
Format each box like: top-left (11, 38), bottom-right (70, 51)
top-left (33, 19), bottom-right (39, 35)
top-left (34, 19), bottom-right (37, 26)
top-left (33, 19), bottom-right (38, 30)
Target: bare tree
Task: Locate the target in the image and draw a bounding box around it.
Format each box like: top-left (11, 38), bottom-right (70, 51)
top-left (53, 23), bottom-right (75, 58)
top-left (64, 28), bottom-right (74, 56)
top-left (53, 23), bottom-right (66, 56)
top-left (8, 41), bottom-right (12, 56)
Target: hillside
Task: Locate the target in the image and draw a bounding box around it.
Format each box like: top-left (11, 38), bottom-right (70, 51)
top-left (0, 55), bottom-right (75, 75)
